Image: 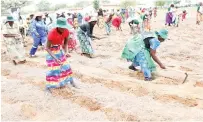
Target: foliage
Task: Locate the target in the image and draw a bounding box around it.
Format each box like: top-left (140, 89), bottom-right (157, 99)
top-left (1, 0), bottom-right (32, 12)
top-left (36, 0), bottom-right (50, 11)
top-left (120, 0), bottom-right (136, 9)
top-left (93, 0), bottom-right (100, 10)
top-left (53, 4), bottom-right (68, 11)
top-left (101, 0), bottom-right (110, 4)
top-left (165, 0), bottom-right (180, 6)
top-left (73, 0), bottom-right (90, 8)
top-left (155, 0), bottom-right (166, 7)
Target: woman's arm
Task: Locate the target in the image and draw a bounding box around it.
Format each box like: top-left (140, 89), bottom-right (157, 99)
top-left (63, 37), bottom-right (69, 53)
top-left (45, 40), bottom-right (61, 64)
top-left (150, 49), bottom-right (165, 69)
top-left (63, 37), bottom-right (71, 57)
top-left (86, 24), bottom-right (100, 39)
top-left (31, 21), bottom-right (39, 36)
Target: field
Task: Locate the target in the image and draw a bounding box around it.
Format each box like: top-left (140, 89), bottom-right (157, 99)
top-left (1, 7), bottom-right (203, 121)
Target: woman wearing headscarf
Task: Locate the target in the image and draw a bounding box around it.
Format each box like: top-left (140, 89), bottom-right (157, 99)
top-left (77, 13), bottom-right (83, 25)
top-left (165, 4), bottom-right (174, 26)
top-left (77, 16), bottom-right (100, 58)
top-left (196, 2), bottom-right (203, 25)
top-left (141, 11), bottom-right (151, 32)
top-left (2, 15), bottom-right (26, 65)
top-left (128, 18), bottom-right (141, 34)
top-left (154, 7), bottom-right (157, 18)
top-left (45, 17), bottom-right (77, 90)
top-left (29, 13), bottom-right (48, 57)
top-left (121, 29), bottom-right (168, 81)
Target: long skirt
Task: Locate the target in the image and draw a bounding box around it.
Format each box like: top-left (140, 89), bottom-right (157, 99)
top-left (105, 22), bottom-right (111, 34)
top-left (166, 12), bottom-right (173, 24)
top-left (197, 12), bottom-right (203, 22)
top-left (73, 18), bottom-right (78, 28)
top-left (46, 45), bottom-right (73, 89)
top-left (143, 19), bottom-right (151, 32)
top-left (133, 49), bottom-right (156, 78)
top-left (4, 37), bottom-right (26, 63)
top-left (68, 31), bottom-right (77, 50)
top-left (98, 16), bottom-right (104, 28)
top-left (77, 29), bottom-right (94, 55)
top-left (112, 17), bottom-right (122, 29)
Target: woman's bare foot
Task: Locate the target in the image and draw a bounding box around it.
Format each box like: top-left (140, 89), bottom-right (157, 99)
top-left (70, 80), bottom-right (79, 89)
top-left (12, 60), bottom-right (17, 65)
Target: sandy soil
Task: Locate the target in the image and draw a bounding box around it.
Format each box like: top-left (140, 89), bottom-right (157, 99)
top-left (1, 7), bottom-right (203, 121)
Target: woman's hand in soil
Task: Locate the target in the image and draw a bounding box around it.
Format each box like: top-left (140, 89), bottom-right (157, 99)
top-left (160, 64), bottom-right (166, 69)
top-left (56, 59), bottom-right (62, 65)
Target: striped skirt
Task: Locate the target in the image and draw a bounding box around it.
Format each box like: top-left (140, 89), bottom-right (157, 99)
top-left (46, 45), bottom-right (73, 89)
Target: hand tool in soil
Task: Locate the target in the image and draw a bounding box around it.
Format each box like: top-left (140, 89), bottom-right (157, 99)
top-left (158, 66), bottom-right (202, 84)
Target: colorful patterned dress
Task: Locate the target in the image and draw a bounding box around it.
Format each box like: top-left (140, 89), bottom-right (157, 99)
top-left (68, 28), bottom-right (77, 50)
top-left (121, 33), bottom-right (159, 79)
top-left (112, 16), bottom-right (122, 30)
top-left (105, 15), bottom-right (112, 35)
top-left (77, 23), bottom-right (94, 55)
top-left (46, 28), bottom-right (73, 89)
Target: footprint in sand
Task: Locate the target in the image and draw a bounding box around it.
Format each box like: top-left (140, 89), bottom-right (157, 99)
top-left (1, 69), bottom-right (11, 76)
top-left (180, 66), bottom-right (193, 72)
top-left (194, 81), bottom-right (203, 88)
top-left (153, 94), bottom-right (198, 107)
top-left (153, 77), bottom-right (180, 85)
top-left (21, 104), bottom-right (37, 119)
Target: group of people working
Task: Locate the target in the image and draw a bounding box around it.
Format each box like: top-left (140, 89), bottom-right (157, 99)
top-left (2, 3), bottom-right (201, 90)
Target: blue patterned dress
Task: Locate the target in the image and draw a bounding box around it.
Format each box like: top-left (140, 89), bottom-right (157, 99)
top-left (133, 38), bottom-right (160, 78)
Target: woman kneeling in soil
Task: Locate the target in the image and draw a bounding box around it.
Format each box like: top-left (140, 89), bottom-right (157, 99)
top-left (2, 15), bottom-right (26, 65)
top-left (121, 29), bottom-right (168, 81)
top-left (45, 17), bottom-right (77, 90)
top-left (77, 16), bottom-right (100, 58)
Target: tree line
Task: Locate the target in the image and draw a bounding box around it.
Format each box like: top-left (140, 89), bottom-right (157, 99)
top-left (1, 0), bottom-right (180, 14)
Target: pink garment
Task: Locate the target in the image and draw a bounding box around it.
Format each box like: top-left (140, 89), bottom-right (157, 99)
top-left (67, 18), bottom-right (73, 26)
top-left (68, 29), bottom-right (77, 50)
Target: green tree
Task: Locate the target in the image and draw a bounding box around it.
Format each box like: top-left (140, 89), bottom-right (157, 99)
top-left (54, 4), bottom-right (68, 11)
top-left (155, 0), bottom-right (166, 7)
top-left (1, 0), bottom-right (32, 12)
top-left (93, 0), bottom-right (100, 10)
top-left (165, 0), bottom-right (180, 6)
top-left (74, 0), bottom-right (90, 8)
top-left (101, 0), bottom-right (110, 4)
top-left (36, 0), bottom-right (50, 11)
top-left (120, 0), bottom-right (136, 9)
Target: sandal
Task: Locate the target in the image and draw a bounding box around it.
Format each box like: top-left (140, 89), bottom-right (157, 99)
top-left (144, 77), bottom-right (152, 81)
top-left (128, 65), bottom-right (138, 71)
top-left (29, 55), bottom-right (37, 58)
